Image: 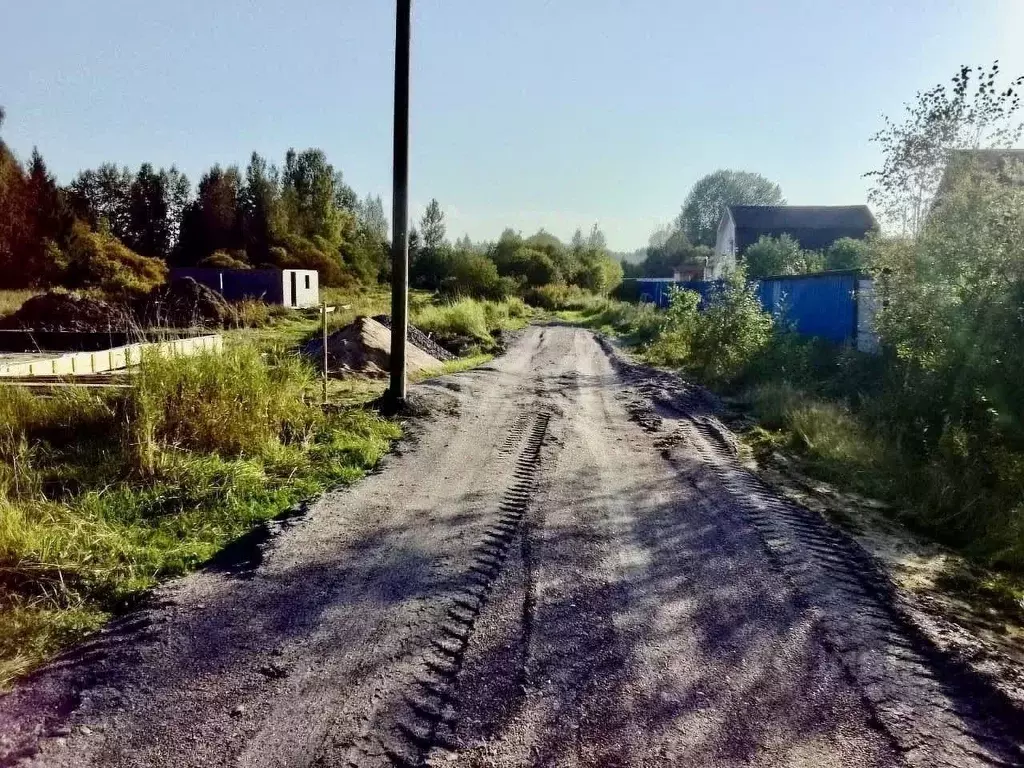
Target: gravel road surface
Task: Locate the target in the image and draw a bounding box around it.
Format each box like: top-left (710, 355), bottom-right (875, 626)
top-left (1, 325), bottom-right (1021, 767)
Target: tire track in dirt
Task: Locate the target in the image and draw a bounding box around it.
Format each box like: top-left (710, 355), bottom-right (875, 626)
top-left (340, 410), bottom-right (552, 767)
top-left (604, 339), bottom-right (1024, 768)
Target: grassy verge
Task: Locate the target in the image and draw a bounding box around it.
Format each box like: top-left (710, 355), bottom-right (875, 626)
top-left (0, 345), bottom-right (399, 688)
top-left (412, 296), bottom-right (531, 351)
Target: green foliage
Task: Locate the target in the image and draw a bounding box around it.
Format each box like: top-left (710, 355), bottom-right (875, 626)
top-left (64, 223), bottom-right (168, 295)
top-left (867, 62), bottom-right (1024, 235)
top-left (420, 198), bottom-right (446, 251)
top-left (678, 170), bottom-right (785, 246)
top-left (412, 297), bottom-right (529, 345)
top-left (645, 273), bottom-right (774, 383)
top-left (198, 250), bottom-right (250, 269)
top-left (575, 248), bottom-right (624, 294)
top-left (524, 283), bottom-right (598, 311)
top-left (0, 345), bottom-right (400, 685)
top-left (638, 226), bottom-right (713, 278)
top-left (825, 237), bottom-right (869, 270)
top-left (743, 234), bottom-right (825, 278)
top-left (441, 249), bottom-right (515, 300)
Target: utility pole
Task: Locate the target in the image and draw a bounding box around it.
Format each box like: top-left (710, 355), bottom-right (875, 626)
top-left (389, 0), bottom-right (412, 404)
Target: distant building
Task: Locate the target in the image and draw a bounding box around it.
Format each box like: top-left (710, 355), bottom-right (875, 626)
top-left (170, 268), bottom-right (319, 308)
top-left (672, 263), bottom-right (706, 282)
top-left (712, 205), bottom-right (877, 277)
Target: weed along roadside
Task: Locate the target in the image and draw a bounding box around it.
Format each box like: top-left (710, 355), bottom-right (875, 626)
top-left (0, 292), bottom-right (526, 688)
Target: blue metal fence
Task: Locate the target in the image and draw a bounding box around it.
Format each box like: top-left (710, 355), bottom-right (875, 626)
top-left (634, 278), bottom-right (724, 309)
top-left (632, 272), bottom-right (860, 345)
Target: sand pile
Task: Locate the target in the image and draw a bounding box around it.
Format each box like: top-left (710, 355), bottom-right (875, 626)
top-left (308, 316), bottom-right (442, 376)
top-left (371, 315), bottom-right (454, 361)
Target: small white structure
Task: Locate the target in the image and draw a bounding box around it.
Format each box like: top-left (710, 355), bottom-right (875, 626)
top-left (170, 268), bottom-right (320, 308)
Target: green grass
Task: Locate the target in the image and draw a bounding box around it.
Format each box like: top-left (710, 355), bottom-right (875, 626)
top-left (0, 289), bottom-right (39, 318)
top-left (553, 298), bottom-right (663, 345)
top-left (0, 283), bottom-right (516, 687)
top-left (0, 345), bottom-right (399, 688)
top-left (412, 297), bottom-right (530, 349)
top-left (741, 381), bottom-right (889, 497)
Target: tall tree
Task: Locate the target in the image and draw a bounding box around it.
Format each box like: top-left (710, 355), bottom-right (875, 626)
top-left (586, 223), bottom-right (607, 251)
top-left (281, 148), bottom-right (344, 243)
top-left (0, 109), bottom-right (33, 285)
top-left (420, 198), bottom-right (446, 250)
top-left (174, 165), bottom-right (243, 264)
top-left (240, 152), bottom-right (283, 264)
top-left (24, 148), bottom-right (73, 282)
top-left (678, 170), bottom-right (784, 246)
top-left (125, 163), bottom-right (170, 259)
top-left (359, 194), bottom-right (388, 241)
top-left (866, 62), bottom-right (1024, 235)
top-left (67, 164), bottom-right (133, 241)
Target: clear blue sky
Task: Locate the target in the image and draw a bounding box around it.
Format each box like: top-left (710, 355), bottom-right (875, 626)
top-left (2, 0), bottom-right (1022, 250)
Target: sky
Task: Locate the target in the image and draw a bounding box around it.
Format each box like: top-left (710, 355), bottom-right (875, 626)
top-left (2, 0), bottom-right (1023, 251)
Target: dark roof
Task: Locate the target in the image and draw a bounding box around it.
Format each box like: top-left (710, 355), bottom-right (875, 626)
top-left (728, 205), bottom-right (876, 252)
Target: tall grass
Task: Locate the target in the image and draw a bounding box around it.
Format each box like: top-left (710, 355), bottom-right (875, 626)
top-left (0, 344), bottom-right (399, 686)
top-left (0, 290), bottom-right (39, 318)
top-left (412, 296), bottom-right (530, 345)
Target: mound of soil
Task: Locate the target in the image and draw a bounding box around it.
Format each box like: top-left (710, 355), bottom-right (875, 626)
top-left (307, 316), bottom-right (442, 377)
top-left (136, 277), bottom-right (238, 328)
top-left (371, 314), bottom-right (455, 361)
top-left (0, 292), bottom-right (134, 332)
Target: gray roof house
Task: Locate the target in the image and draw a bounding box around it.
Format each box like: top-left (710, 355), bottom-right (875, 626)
top-left (712, 205), bottom-right (877, 277)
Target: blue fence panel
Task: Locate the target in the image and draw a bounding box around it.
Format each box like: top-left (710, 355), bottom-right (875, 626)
top-left (633, 279), bottom-right (723, 309)
top-left (632, 273), bottom-right (860, 344)
top-left (755, 273), bottom-right (858, 344)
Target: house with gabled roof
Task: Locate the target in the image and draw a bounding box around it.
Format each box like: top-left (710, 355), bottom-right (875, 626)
top-left (712, 205), bottom-right (877, 277)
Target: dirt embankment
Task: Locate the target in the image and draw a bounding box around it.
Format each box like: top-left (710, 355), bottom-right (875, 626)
top-left (0, 278), bottom-right (238, 332)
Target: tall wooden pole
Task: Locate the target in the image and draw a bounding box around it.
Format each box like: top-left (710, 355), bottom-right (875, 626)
top-left (389, 0), bottom-right (412, 404)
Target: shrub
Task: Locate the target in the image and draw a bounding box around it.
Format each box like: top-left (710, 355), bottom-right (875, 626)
top-left (825, 237), bottom-right (869, 270)
top-left (440, 251), bottom-right (511, 300)
top-left (646, 288), bottom-right (700, 367)
top-left (198, 250), bottom-right (250, 269)
top-left (63, 224), bottom-right (167, 296)
top-left (647, 271), bottom-right (773, 384)
top-left (413, 299), bottom-right (490, 342)
top-left (743, 234), bottom-right (825, 278)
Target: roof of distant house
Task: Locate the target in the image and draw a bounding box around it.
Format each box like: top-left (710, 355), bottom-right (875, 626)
top-left (726, 205), bottom-right (877, 252)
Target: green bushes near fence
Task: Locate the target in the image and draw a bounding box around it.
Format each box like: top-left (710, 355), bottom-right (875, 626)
top-left (556, 170), bottom-right (1024, 573)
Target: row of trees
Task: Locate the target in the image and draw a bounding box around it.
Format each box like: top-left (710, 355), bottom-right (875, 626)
top-left (407, 198), bottom-right (623, 299)
top-left (1, 109), bottom-right (623, 300)
top-left (0, 109), bottom-right (390, 292)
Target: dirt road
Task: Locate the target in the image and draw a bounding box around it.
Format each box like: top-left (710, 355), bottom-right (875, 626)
top-left (2, 326), bottom-right (1021, 767)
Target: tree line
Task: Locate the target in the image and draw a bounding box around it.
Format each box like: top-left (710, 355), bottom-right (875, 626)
top-left (0, 110), bottom-right (391, 294)
top-left (0, 109), bottom-right (624, 300)
top-left (407, 198), bottom-right (622, 300)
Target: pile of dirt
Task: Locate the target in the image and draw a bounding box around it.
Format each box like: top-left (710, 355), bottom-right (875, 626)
top-left (307, 316), bottom-right (442, 376)
top-left (0, 291), bottom-right (134, 332)
top-left (371, 314), bottom-right (455, 361)
top-left (136, 277), bottom-right (238, 328)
